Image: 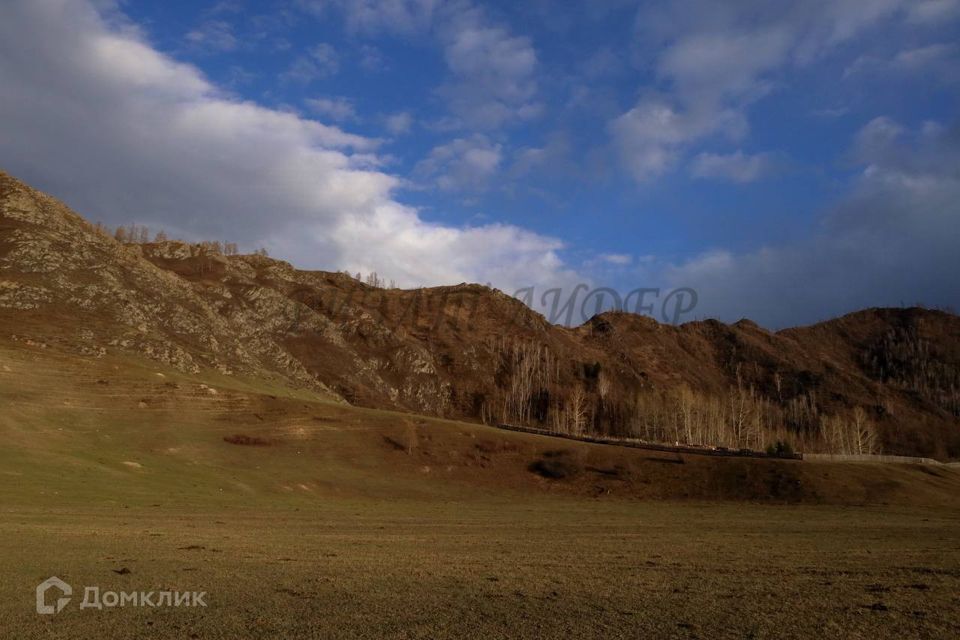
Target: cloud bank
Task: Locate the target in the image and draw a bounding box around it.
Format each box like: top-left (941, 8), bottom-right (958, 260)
top-left (0, 0), bottom-right (578, 294)
top-left (659, 118), bottom-right (960, 327)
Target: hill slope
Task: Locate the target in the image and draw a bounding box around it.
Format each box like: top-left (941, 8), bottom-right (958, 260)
top-left (3, 339), bottom-right (960, 508)
top-left (2, 169), bottom-right (959, 458)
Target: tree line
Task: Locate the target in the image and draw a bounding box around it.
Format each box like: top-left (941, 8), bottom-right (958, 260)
top-left (476, 338), bottom-right (881, 455)
top-left (92, 222), bottom-right (267, 257)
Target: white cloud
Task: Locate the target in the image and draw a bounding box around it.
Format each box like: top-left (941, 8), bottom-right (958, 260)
top-left (306, 96), bottom-right (358, 122)
top-left (598, 253), bottom-right (632, 266)
top-left (415, 135), bottom-right (502, 191)
top-left (656, 28), bottom-right (792, 106)
top-left (853, 117), bottom-right (906, 161)
top-left (616, 0), bottom-right (936, 182)
top-left (185, 20), bottom-right (238, 52)
top-left (281, 42), bottom-right (339, 84)
top-left (438, 11), bottom-right (541, 129)
top-left (609, 98), bottom-right (746, 181)
top-left (509, 133), bottom-right (573, 179)
top-left (384, 111), bottom-right (413, 135)
top-left (321, 205), bottom-right (579, 292)
top-left (690, 151), bottom-right (775, 183)
top-left (308, 0), bottom-right (540, 129)
top-left (0, 0), bottom-right (579, 295)
top-left (311, 0), bottom-right (440, 35)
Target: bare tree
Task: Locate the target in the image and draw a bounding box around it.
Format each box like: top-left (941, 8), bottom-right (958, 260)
top-left (853, 407), bottom-right (878, 454)
top-left (569, 385), bottom-right (588, 436)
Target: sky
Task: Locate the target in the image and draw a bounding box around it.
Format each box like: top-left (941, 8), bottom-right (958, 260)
top-left (0, 0), bottom-right (958, 328)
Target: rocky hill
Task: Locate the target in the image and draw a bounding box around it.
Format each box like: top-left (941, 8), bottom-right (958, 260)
top-left (2, 170), bottom-right (958, 459)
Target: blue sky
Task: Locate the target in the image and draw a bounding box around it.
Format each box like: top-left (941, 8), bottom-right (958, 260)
top-left (1, 0), bottom-right (958, 327)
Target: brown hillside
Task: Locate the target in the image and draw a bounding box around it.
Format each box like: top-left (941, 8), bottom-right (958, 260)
top-left (2, 170), bottom-right (958, 459)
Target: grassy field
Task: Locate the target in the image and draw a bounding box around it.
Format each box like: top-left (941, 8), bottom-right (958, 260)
top-left (1, 341), bottom-right (959, 638)
top-left (3, 501), bottom-right (960, 639)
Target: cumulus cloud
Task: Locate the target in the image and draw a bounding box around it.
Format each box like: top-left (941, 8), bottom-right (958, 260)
top-left (308, 0), bottom-right (540, 129)
top-left (609, 98), bottom-right (746, 181)
top-left (306, 0), bottom-right (440, 35)
top-left (306, 96), bottom-right (358, 122)
top-left (654, 28), bottom-right (792, 106)
top-left (509, 133), bottom-right (573, 179)
top-left (185, 20), bottom-right (238, 53)
top-left (615, 0), bottom-right (939, 182)
top-left (281, 43), bottom-right (340, 84)
top-left (0, 0), bottom-right (579, 294)
top-left (437, 7), bottom-right (541, 129)
top-left (384, 111), bottom-right (414, 135)
top-left (415, 135), bottom-right (502, 191)
top-left (320, 205), bottom-right (579, 292)
top-left (690, 150), bottom-right (776, 183)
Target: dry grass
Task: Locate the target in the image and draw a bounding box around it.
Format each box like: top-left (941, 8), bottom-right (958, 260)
top-left (0, 341), bottom-right (959, 638)
top-left (2, 502), bottom-right (959, 639)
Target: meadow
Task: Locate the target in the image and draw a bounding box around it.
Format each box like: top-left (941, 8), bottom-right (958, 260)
top-left (1, 342), bottom-right (958, 638)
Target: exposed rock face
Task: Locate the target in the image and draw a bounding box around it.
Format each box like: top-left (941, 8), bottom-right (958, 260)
top-left (2, 170), bottom-right (959, 458)
top-left (0, 171), bottom-right (333, 390)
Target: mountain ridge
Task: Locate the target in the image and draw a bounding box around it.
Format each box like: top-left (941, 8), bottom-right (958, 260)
top-left (2, 169), bottom-right (958, 459)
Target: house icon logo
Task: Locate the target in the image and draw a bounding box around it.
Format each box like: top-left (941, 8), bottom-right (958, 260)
top-left (36, 577), bottom-right (72, 614)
